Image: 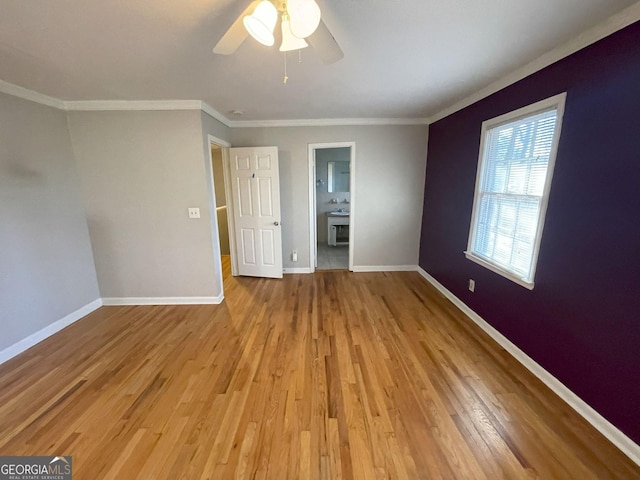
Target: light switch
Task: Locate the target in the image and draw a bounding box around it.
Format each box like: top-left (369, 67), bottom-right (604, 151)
top-left (188, 207), bottom-right (200, 219)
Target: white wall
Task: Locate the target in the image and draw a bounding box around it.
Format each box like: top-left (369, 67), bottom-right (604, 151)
top-left (0, 93), bottom-right (100, 352)
top-left (68, 110), bottom-right (228, 300)
top-left (231, 124), bottom-right (428, 269)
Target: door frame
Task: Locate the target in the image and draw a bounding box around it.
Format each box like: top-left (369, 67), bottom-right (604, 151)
top-left (205, 135), bottom-right (237, 300)
top-left (308, 142), bottom-right (356, 272)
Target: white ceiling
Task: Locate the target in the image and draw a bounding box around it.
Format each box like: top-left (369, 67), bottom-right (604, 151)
top-left (0, 0), bottom-right (637, 122)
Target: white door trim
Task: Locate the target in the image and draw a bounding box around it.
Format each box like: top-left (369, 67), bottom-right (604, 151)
top-left (221, 145), bottom-right (239, 277)
top-left (205, 135), bottom-right (235, 302)
top-left (308, 142), bottom-right (356, 272)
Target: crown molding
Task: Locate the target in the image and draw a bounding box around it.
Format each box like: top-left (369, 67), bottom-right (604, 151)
top-left (427, 2), bottom-right (640, 125)
top-left (64, 99), bottom-right (203, 112)
top-left (0, 79), bottom-right (66, 110)
top-left (0, 81), bottom-right (423, 127)
top-left (65, 99), bottom-right (233, 128)
top-left (226, 117), bottom-right (430, 128)
top-left (2, 5), bottom-right (637, 128)
top-left (200, 102), bottom-right (232, 127)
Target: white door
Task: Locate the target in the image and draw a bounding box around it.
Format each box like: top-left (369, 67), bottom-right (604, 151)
top-left (229, 146), bottom-right (283, 278)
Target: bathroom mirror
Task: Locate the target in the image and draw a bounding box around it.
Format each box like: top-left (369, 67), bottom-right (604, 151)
top-left (327, 161), bottom-right (350, 193)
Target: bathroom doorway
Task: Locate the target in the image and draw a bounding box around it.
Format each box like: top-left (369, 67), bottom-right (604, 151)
top-left (308, 142), bottom-right (355, 271)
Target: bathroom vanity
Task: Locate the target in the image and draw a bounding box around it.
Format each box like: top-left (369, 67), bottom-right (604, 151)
top-left (327, 211), bottom-right (350, 246)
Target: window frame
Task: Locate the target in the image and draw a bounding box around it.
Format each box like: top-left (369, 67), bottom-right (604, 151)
top-left (465, 93), bottom-right (566, 290)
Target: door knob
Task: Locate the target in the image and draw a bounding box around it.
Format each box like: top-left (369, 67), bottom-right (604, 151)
top-left (274, 221), bottom-right (280, 226)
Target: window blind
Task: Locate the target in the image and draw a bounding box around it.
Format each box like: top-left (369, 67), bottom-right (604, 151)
top-left (469, 105), bottom-right (560, 285)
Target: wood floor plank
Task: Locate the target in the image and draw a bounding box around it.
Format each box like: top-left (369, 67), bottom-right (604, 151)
top-left (0, 271), bottom-right (638, 479)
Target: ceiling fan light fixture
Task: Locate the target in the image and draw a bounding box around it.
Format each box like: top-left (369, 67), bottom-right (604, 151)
top-left (287, 0), bottom-right (321, 39)
top-left (243, 0), bottom-right (278, 46)
top-left (280, 14), bottom-right (308, 51)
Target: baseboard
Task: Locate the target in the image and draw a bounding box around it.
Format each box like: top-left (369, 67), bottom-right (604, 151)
top-left (0, 298), bottom-right (103, 366)
top-left (416, 267), bottom-right (640, 466)
top-left (351, 265), bottom-right (418, 273)
top-left (0, 295), bottom-right (223, 365)
top-left (285, 266), bottom-right (419, 274)
top-left (283, 267), bottom-right (313, 274)
top-left (101, 295), bottom-right (224, 306)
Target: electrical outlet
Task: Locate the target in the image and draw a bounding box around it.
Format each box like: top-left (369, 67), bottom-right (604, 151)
top-left (468, 279), bottom-right (475, 292)
top-left (188, 207), bottom-right (200, 219)
top-left (292, 250), bottom-right (298, 262)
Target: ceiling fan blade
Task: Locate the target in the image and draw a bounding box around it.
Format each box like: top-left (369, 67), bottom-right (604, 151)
top-left (213, 0), bottom-right (260, 55)
top-left (306, 19), bottom-right (344, 64)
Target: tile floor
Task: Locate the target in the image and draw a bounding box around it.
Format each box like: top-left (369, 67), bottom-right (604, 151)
top-left (317, 243), bottom-right (349, 270)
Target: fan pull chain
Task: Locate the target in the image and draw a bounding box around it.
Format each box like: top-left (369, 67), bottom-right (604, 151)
top-left (283, 52), bottom-right (288, 84)
top-left (282, 49), bottom-right (304, 84)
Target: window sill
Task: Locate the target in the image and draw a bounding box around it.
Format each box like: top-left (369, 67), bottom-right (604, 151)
top-left (464, 251), bottom-right (535, 290)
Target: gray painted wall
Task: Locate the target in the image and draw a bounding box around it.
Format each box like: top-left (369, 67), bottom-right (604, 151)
top-left (0, 93), bottom-right (100, 352)
top-left (67, 110), bottom-right (224, 298)
top-left (0, 97), bottom-right (425, 354)
top-left (201, 111), bottom-right (232, 147)
top-left (0, 99), bottom-right (427, 355)
top-left (231, 124), bottom-right (428, 269)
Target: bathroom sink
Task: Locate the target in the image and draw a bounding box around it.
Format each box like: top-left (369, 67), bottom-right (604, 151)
top-left (328, 211), bottom-right (349, 216)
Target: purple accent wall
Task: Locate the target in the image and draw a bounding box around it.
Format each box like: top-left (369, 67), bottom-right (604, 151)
top-left (419, 21), bottom-right (640, 443)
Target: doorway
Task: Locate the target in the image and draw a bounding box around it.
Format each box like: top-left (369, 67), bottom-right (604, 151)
top-left (308, 142), bottom-right (356, 271)
top-left (211, 144), bottom-right (232, 280)
top-left (205, 135), bottom-right (234, 301)
top-left (206, 140), bottom-right (285, 289)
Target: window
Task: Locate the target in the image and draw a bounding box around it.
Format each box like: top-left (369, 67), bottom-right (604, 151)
top-left (465, 93), bottom-right (566, 289)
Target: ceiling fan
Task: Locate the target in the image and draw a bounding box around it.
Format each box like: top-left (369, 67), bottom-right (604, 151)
top-left (213, 0), bottom-right (344, 64)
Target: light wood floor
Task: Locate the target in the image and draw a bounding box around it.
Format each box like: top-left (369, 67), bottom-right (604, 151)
top-left (221, 254), bottom-right (232, 280)
top-left (0, 271), bottom-right (637, 479)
